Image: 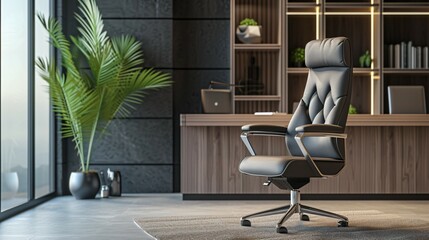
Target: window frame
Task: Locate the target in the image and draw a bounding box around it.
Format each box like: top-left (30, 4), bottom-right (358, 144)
top-left (0, 0), bottom-right (56, 222)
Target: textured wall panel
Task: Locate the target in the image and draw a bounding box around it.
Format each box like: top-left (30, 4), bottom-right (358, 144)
top-left (104, 19), bottom-right (173, 68)
top-left (173, 20), bottom-right (230, 68)
top-left (97, 0), bottom-right (173, 18)
top-left (128, 86), bottom-right (173, 118)
top-left (91, 165), bottom-right (173, 193)
top-left (92, 119), bottom-right (173, 164)
top-left (174, 0), bottom-right (229, 19)
top-left (174, 70), bottom-right (230, 114)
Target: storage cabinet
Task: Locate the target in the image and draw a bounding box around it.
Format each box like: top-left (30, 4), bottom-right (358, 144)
top-left (230, 0), bottom-right (429, 115)
top-left (382, 3), bottom-right (429, 113)
top-left (231, 0), bottom-right (284, 113)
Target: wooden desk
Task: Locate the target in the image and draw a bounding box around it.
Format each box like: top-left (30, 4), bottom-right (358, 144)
top-left (180, 114), bottom-right (429, 197)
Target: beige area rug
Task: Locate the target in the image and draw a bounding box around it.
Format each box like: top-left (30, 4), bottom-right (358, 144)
top-left (134, 210), bottom-right (429, 240)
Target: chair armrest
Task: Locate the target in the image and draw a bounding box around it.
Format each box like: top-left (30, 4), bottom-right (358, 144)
top-left (242, 124), bottom-right (287, 136)
top-left (241, 124), bottom-right (287, 156)
top-left (294, 125), bottom-right (347, 178)
top-left (295, 124), bottom-right (344, 134)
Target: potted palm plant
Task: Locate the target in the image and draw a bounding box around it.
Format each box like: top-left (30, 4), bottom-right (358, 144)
top-left (36, 0), bottom-right (171, 199)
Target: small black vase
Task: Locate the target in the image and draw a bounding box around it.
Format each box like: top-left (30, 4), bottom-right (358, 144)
top-left (69, 172), bottom-right (100, 199)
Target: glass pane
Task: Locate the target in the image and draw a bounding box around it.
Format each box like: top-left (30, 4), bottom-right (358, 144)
top-left (1, 0), bottom-right (29, 211)
top-left (35, 0), bottom-right (52, 198)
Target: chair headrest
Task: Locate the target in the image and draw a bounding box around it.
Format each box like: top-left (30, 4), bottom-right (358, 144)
top-left (305, 37), bottom-right (351, 68)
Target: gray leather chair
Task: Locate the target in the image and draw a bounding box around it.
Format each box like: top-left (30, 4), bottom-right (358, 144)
top-left (239, 37), bottom-right (352, 234)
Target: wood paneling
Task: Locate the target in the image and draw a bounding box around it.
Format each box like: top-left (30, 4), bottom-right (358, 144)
top-left (351, 76), bottom-right (372, 114)
top-left (287, 74), bottom-right (307, 113)
top-left (180, 114), bottom-right (429, 127)
top-left (234, 50), bottom-right (279, 96)
top-left (181, 124), bottom-right (429, 194)
top-left (234, 0), bottom-right (280, 44)
top-left (326, 15), bottom-right (371, 68)
top-left (235, 101), bottom-right (280, 114)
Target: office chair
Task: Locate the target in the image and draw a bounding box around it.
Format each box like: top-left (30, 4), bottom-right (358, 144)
top-left (239, 37), bottom-right (352, 234)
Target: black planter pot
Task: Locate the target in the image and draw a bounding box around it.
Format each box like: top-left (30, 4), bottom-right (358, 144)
top-left (69, 172), bottom-right (100, 199)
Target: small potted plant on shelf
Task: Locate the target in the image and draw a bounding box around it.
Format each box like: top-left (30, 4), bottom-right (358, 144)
top-left (291, 48), bottom-right (305, 67)
top-left (359, 50), bottom-right (371, 68)
top-left (36, 0), bottom-right (171, 199)
top-left (349, 105), bottom-right (358, 114)
top-left (236, 18), bottom-right (262, 44)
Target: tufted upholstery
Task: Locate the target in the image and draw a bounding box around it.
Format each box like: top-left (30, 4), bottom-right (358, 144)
top-left (239, 37), bottom-right (352, 180)
top-left (286, 37), bottom-right (352, 159)
top-left (305, 37), bottom-right (352, 68)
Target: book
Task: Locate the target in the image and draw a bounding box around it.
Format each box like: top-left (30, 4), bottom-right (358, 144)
top-left (407, 41), bottom-right (413, 68)
top-left (411, 46), bottom-right (416, 69)
top-left (400, 42), bottom-right (406, 68)
top-left (395, 44), bottom-right (401, 69)
top-left (424, 47), bottom-right (429, 69)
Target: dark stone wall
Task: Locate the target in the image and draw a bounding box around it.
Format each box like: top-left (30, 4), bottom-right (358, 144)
top-left (172, 0), bottom-right (230, 191)
top-left (57, 0), bottom-right (229, 193)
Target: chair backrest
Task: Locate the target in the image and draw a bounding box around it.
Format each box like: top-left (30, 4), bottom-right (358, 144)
top-left (286, 37), bottom-right (353, 159)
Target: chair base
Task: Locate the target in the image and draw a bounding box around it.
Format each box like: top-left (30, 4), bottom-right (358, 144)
top-left (240, 190), bottom-right (348, 234)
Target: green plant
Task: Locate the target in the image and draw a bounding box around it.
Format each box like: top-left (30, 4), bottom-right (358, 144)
top-left (36, 0), bottom-right (171, 172)
top-left (359, 50), bottom-right (371, 68)
top-left (291, 48), bottom-right (305, 65)
top-left (349, 104), bottom-right (358, 114)
top-left (239, 18), bottom-right (258, 26)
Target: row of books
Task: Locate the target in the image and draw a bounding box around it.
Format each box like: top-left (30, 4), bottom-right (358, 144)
top-left (386, 42), bottom-right (429, 69)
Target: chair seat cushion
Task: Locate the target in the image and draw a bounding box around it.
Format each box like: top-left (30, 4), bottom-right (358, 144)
top-left (239, 155), bottom-right (345, 178)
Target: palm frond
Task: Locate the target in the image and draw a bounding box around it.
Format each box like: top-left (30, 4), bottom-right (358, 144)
top-left (37, 0), bottom-right (171, 172)
top-left (116, 69), bottom-right (172, 117)
top-left (37, 13), bottom-right (90, 89)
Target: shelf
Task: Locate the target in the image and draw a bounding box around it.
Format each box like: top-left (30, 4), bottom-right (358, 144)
top-left (286, 3), bottom-right (320, 8)
top-left (383, 4), bottom-right (429, 15)
top-left (383, 68), bottom-right (429, 74)
top-left (180, 114), bottom-right (429, 127)
top-left (383, 3), bottom-right (429, 9)
top-left (234, 95), bottom-right (281, 101)
top-left (232, 0), bottom-right (429, 115)
top-left (287, 68), bottom-right (308, 73)
top-left (325, 3), bottom-right (379, 16)
top-left (286, 68), bottom-right (378, 74)
top-left (326, 0), bottom-right (371, 3)
top-left (234, 0), bottom-right (280, 44)
top-left (234, 51), bottom-right (279, 96)
top-left (325, 2), bottom-right (378, 9)
top-left (354, 68), bottom-right (379, 74)
top-left (234, 44), bottom-right (281, 50)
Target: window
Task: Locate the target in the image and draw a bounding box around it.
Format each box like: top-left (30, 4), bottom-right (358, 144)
top-left (34, 0), bottom-right (53, 199)
top-left (1, 0), bottom-right (54, 217)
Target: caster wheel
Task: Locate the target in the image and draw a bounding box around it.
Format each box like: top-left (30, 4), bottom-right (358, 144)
top-left (276, 226), bottom-right (288, 234)
top-left (241, 219), bottom-right (251, 227)
top-left (300, 214), bottom-right (310, 221)
top-left (338, 220), bottom-right (348, 227)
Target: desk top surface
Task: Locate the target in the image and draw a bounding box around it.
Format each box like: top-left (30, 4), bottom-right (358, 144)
top-left (180, 114), bottom-right (429, 127)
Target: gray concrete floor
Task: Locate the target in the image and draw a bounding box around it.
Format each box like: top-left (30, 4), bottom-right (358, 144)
top-left (0, 194), bottom-right (428, 239)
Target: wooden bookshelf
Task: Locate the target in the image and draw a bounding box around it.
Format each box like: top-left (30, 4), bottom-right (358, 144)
top-left (230, 0), bottom-right (429, 115)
